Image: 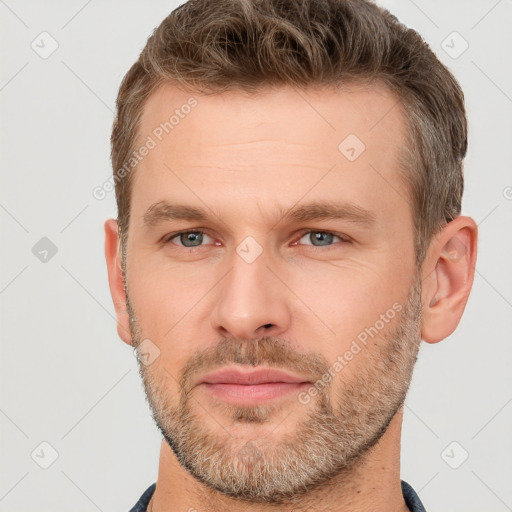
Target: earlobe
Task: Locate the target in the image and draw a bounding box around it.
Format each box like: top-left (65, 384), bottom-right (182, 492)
top-left (104, 219), bottom-right (133, 346)
top-left (421, 216), bottom-right (478, 344)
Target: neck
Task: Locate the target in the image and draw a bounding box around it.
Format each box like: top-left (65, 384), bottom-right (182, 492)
top-left (149, 407), bottom-right (410, 512)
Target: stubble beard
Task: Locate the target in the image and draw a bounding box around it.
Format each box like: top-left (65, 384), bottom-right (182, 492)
top-left (127, 275), bottom-right (422, 504)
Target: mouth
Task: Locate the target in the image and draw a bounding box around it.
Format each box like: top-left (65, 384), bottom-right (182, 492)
top-left (195, 367), bottom-right (312, 406)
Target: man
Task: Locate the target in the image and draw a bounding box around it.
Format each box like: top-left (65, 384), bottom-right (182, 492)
top-left (104, 0), bottom-right (477, 510)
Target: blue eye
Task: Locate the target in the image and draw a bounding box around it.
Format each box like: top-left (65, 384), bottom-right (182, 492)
top-left (167, 231), bottom-right (214, 247)
top-left (299, 231), bottom-right (339, 247)
top-left (297, 231), bottom-right (346, 247)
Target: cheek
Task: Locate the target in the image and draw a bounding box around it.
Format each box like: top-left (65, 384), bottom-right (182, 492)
top-left (290, 257), bottom-right (404, 324)
top-left (127, 257), bottom-right (214, 335)
top-left (126, 276), bottom-right (202, 388)
top-left (129, 253), bottom-right (243, 371)
top-left (282, 259), bottom-right (410, 365)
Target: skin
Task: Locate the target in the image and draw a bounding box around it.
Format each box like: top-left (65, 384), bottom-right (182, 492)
top-left (104, 84), bottom-right (477, 511)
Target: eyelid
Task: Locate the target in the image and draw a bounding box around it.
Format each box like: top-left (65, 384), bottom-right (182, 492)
top-left (292, 228), bottom-right (351, 244)
top-left (163, 229), bottom-right (216, 246)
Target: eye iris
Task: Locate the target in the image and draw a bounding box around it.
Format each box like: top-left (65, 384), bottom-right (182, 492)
top-left (181, 232), bottom-right (203, 247)
top-left (311, 232), bottom-right (333, 246)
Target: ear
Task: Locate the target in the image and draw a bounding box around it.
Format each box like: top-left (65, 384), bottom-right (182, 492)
top-left (420, 216), bottom-right (478, 344)
top-left (104, 219), bottom-right (132, 346)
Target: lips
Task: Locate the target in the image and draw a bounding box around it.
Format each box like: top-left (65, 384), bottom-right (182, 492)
top-left (195, 367), bottom-right (312, 405)
top-left (199, 367), bottom-right (311, 386)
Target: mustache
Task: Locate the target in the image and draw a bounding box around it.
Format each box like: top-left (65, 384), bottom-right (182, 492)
top-left (178, 336), bottom-right (331, 394)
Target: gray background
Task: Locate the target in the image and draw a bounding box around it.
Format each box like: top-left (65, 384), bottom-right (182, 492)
top-left (1, 0), bottom-right (511, 510)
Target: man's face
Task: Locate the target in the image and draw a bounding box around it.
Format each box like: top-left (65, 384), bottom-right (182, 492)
top-left (122, 84), bottom-right (422, 502)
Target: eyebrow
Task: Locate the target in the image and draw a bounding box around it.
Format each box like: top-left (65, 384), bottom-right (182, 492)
top-left (143, 201), bottom-right (209, 227)
top-left (142, 200), bottom-right (376, 229)
top-left (280, 200), bottom-right (376, 225)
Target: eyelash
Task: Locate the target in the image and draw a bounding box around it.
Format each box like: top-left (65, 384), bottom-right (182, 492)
top-left (163, 229), bottom-right (350, 249)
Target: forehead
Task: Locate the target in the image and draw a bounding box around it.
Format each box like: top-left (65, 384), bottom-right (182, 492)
top-left (131, 82), bottom-right (410, 229)
top-left (137, 81), bottom-right (406, 155)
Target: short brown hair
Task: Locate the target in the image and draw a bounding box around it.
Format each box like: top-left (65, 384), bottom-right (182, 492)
top-left (111, 0), bottom-right (467, 267)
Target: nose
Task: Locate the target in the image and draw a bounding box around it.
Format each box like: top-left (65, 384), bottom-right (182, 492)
top-left (210, 246), bottom-right (292, 341)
